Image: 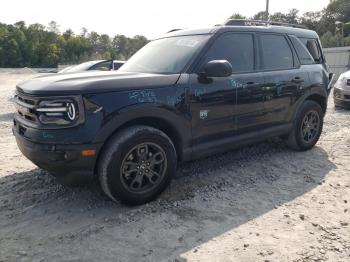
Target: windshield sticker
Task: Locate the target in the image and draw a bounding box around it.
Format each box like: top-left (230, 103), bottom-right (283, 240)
top-left (175, 39), bottom-right (199, 47)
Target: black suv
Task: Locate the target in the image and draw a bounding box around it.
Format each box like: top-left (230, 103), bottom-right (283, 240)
top-left (13, 20), bottom-right (333, 205)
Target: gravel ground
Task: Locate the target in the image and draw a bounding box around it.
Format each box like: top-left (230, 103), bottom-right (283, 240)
top-left (0, 69), bottom-right (349, 262)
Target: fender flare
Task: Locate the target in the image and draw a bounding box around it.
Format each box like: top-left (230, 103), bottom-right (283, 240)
top-left (290, 87), bottom-right (328, 124)
top-left (92, 104), bottom-right (192, 160)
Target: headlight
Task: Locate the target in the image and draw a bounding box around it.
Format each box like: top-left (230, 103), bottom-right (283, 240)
top-left (35, 97), bottom-right (84, 127)
top-left (335, 74), bottom-right (349, 89)
top-left (14, 93), bottom-right (85, 129)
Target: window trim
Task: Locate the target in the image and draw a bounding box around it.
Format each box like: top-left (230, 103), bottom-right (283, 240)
top-left (258, 33), bottom-right (299, 72)
top-left (194, 32), bottom-right (258, 75)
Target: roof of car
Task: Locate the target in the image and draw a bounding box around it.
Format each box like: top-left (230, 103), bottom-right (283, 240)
top-left (163, 24), bottom-right (319, 39)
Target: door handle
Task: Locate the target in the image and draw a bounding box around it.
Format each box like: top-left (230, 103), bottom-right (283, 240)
top-left (245, 82), bottom-right (258, 87)
top-left (292, 77), bottom-right (304, 84)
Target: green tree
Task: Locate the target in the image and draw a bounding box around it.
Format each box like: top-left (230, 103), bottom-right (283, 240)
top-left (252, 11), bottom-right (267, 21)
top-left (112, 35), bottom-right (129, 60)
top-left (300, 11), bottom-right (322, 31)
top-left (48, 21), bottom-right (60, 34)
top-left (63, 29), bottom-right (74, 40)
top-left (229, 13), bottom-right (247, 19)
top-left (269, 9), bottom-right (299, 24)
top-left (41, 44), bottom-right (61, 66)
top-left (326, 0), bottom-right (350, 22)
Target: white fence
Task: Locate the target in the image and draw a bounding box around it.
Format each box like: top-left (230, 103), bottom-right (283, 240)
top-left (323, 46), bottom-right (350, 79)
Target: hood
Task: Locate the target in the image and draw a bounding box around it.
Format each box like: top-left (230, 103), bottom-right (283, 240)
top-left (16, 71), bottom-right (181, 95)
top-left (340, 70), bottom-right (350, 79)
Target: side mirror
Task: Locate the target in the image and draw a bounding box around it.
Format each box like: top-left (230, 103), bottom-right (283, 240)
top-left (203, 60), bottom-right (233, 78)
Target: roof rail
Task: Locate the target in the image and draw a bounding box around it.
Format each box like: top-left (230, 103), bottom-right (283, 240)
top-left (224, 19), bottom-right (307, 29)
top-left (167, 29), bottom-right (183, 33)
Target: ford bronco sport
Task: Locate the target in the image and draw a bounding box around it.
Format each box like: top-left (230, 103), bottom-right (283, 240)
top-left (13, 20), bottom-right (333, 205)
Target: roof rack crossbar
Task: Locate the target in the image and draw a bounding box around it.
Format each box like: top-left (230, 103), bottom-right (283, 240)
top-left (224, 19), bottom-right (307, 29)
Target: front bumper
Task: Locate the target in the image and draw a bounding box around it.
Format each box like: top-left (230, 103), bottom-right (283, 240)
top-left (13, 124), bottom-right (102, 184)
top-left (334, 87), bottom-right (350, 109)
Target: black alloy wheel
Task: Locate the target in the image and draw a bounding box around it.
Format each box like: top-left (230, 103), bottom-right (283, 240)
top-left (120, 142), bottom-right (167, 194)
top-left (300, 110), bottom-right (320, 143)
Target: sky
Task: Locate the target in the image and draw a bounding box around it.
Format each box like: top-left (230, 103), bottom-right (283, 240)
top-left (1, 0), bottom-right (330, 39)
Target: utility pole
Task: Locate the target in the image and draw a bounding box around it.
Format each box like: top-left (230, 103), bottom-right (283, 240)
top-left (265, 0), bottom-right (270, 21)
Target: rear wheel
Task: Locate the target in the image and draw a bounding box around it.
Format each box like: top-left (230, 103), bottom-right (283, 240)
top-left (287, 100), bottom-right (324, 151)
top-left (98, 126), bottom-right (177, 205)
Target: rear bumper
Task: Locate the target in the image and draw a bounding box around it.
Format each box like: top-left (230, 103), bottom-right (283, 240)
top-left (13, 126), bottom-right (102, 183)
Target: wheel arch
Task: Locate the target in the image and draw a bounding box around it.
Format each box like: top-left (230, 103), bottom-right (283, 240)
top-left (93, 112), bottom-right (188, 178)
top-left (305, 93), bottom-right (327, 114)
top-left (112, 116), bottom-right (184, 160)
top-left (291, 89), bottom-right (328, 122)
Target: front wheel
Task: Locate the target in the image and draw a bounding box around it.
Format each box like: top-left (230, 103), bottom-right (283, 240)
top-left (98, 126), bottom-right (177, 205)
top-left (287, 100), bottom-right (324, 151)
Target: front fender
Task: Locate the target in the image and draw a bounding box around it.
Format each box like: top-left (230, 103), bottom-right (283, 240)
top-left (94, 104), bottom-right (191, 144)
top-left (84, 86), bottom-right (191, 156)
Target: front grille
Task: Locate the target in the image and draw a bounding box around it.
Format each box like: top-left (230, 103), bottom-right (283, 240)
top-left (17, 95), bottom-right (35, 105)
top-left (14, 93), bottom-right (40, 124)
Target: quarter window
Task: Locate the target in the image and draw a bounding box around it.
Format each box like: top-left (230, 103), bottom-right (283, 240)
top-left (289, 36), bottom-right (314, 65)
top-left (202, 34), bottom-right (254, 73)
top-left (260, 34), bottom-right (294, 70)
top-left (300, 38), bottom-right (323, 63)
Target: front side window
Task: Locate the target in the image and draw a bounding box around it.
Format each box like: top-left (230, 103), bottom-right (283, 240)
top-left (202, 33), bottom-right (255, 73)
top-left (260, 34), bottom-right (294, 70)
top-left (119, 35), bottom-right (210, 74)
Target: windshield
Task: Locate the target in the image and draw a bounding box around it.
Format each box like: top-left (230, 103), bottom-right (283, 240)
top-left (119, 35), bottom-right (210, 74)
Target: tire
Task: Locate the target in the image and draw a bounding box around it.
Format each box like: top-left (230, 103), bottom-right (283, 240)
top-left (287, 100), bottom-right (324, 151)
top-left (98, 125), bottom-right (177, 205)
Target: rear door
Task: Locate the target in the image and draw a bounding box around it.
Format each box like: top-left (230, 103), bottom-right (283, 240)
top-left (259, 34), bottom-right (309, 125)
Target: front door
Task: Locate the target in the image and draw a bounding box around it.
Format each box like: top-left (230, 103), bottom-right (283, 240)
top-left (190, 32), bottom-right (264, 145)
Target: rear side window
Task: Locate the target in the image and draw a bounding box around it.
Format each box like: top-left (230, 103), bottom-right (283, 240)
top-left (289, 35), bottom-right (314, 65)
top-left (260, 34), bottom-right (294, 70)
top-left (202, 33), bottom-right (254, 73)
